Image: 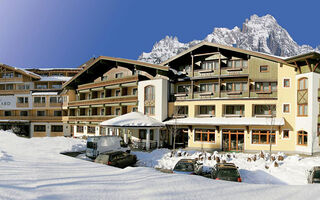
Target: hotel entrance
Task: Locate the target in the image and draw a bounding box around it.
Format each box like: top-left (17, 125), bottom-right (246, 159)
top-left (222, 129), bottom-right (244, 151)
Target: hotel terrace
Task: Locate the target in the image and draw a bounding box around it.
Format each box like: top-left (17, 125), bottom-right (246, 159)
top-left (1, 42), bottom-right (320, 154)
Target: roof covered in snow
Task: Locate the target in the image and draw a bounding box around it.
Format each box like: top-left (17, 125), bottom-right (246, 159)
top-left (165, 117), bottom-right (285, 126)
top-left (39, 76), bottom-right (72, 82)
top-left (100, 112), bottom-right (165, 128)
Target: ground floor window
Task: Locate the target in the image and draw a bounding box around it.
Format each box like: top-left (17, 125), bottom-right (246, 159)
top-left (252, 130), bottom-right (276, 144)
top-left (297, 130), bottom-right (308, 145)
top-left (283, 130), bottom-right (289, 139)
top-left (34, 125), bottom-right (46, 132)
top-left (88, 126), bottom-right (96, 134)
top-left (139, 129), bottom-right (154, 140)
top-left (194, 129), bottom-right (215, 142)
top-left (77, 126), bottom-right (83, 133)
top-left (144, 106), bottom-right (155, 116)
top-left (51, 125), bottom-right (63, 132)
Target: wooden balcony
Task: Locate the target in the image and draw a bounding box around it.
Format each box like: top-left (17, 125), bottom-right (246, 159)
top-left (0, 116), bottom-right (62, 122)
top-left (193, 92), bottom-right (219, 99)
top-left (193, 69), bottom-right (218, 78)
top-left (0, 77), bottom-right (23, 82)
top-left (49, 103), bottom-right (62, 107)
top-left (0, 90), bottom-right (30, 94)
top-left (250, 91), bottom-right (277, 98)
top-left (16, 103), bottom-right (29, 108)
top-left (220, 91), bottom-right (249, 98)
top-left (221, 67), bottom-right (249, 76)
top-left (33, 103), bottom-right (46, 107)
top-left (68, 95), bottom-right (137, 107)
top-left (78, 75), bottom-right (138, 91)
top-left (68, 115), bottom-right (116, 122)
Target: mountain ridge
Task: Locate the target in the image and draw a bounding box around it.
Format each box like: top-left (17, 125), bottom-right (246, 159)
top-left (138, 14), bottom-right (319, 64)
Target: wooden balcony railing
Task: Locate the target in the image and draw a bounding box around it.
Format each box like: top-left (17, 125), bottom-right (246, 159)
top-left (68, 95), bottom-right (137, 107)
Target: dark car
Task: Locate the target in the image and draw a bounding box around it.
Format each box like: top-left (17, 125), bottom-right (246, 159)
top-left (172, 159), bottom-right (203, 175)
top-left (95, 151), bottom-right (137, 169)
top-left (211, 163), bottom-right (242, 182)
top-left (307, 166), bottom-right (320, 183)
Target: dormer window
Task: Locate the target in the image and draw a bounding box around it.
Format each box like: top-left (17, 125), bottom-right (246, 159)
top-left (115, 73), bottom-right (123, 79)
top-left (201, 60), bottom-right (218, 70)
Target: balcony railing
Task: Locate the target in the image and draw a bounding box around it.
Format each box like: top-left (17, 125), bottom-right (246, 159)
top-left (68, 115), bottom-right (116, 122)
top-left (221, 67), bottom-right (248, 76)
top-left (68, 95), bottom-right (137, 107)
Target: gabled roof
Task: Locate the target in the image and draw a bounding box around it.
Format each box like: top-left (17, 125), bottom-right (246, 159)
top-left (160, 41), bottom-right (289, 66)
top-left (100, 112), bottom-right (164, 128)
top-left (63, 56), bottom-right (169, 89)
top-left (0, 64), bottom-right (41, 79)
top-left (285, 52), bottom-right (320, 63)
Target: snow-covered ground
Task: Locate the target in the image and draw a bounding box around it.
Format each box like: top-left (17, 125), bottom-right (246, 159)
top-left (1, 130), bottom-right (320, 200)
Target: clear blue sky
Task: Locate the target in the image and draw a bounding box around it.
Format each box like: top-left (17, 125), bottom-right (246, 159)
top-left (0, 0), bottom-right (319, 68)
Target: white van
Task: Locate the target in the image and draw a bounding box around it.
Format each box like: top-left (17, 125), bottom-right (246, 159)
top-left (86, 136), bottom-right (127, 159)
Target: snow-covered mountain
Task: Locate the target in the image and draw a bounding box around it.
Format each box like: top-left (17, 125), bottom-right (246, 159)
top-left (138, 14), bottom-right (319, 64)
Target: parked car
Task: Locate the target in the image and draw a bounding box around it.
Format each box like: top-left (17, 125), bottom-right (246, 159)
top-left (172, 159), bottom-right (203, 175)
top-left (95, 151), bottom-right (137, 169)
top-left (211, 163), bottom-right (242, 182)
top-left (307, 166), bottom-right (320, 183)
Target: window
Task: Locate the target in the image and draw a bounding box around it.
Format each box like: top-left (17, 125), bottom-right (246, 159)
top-left (175, 106), bottom-right (188, 116)
top-left (52, 84), bottom-right (62, 89)
top-left (132, 88), bottom-right (138, 96)
top-left (139, 129), bottom-right (154, 140)
top-left (226, 82), bottom-right (247, 91)
top-left (17, 97), bottom-right (28, 104)
top-left (145, 85), bottom-right (155, 100)
top-left (201, 60), bottom-right (218, 70)
top-left (177, 85), bottom-right (190, 93)
top-left (198, 105), bottom-right (215, 116)
top-left (100, 108), bottom-right (105, 115)
top-left (298, 78), bottom-right (308, 90)
top-left (51, 125), bottom-right (63, 132)
top-left (194, 129), bottom-right (215, 143)
top-left (37, 111), bottom-right (46, 116)
top-left (283, 104), bottom-right (290, 113)
top-left (200, 83), bottom-right (218, 93)
top-left (225, 105), bottom-right (244, 116)
top-left (50, 97), bottom-right (61, 103)
top-left (34, 125), bottom-right (46, 132)
top-left (318, 124), bottom-right (320, 136)
top-left (252, 130), bottom-right (276, 144)
top-left (5, 84), bottom-right (13, 90)
top-left (100, 92), bottom-right (105, 98)
top-left (144, 106), bottom-right (155, 115)
top-left (16, 73), bottom-right (22, 77)
top-left (115, 90), bottom-right (121, 97)
top-left (54, 111), bottom-right (62, 116)
top-left (254, 105), bottom-right (276, 116)
top-left (255, 82), bottom-right (277, 92)
top-left (36, 84), bottom-right (48, 89)
top-left (260, 65), bottom-right (269, 72)
top-left (52, 73), bottom-right (64, 76)
top-left (298, 104), bottom-right (308, 116)
top-left (102, 76), bottom-right (108, 81)
top-left (34, 97), bottom-right (46, 103)
top-left (283, 130), bottom-right (289, 139)
top-left (20, 111), bottom-right (28, 116)
top-left (115, 73), bottom-right (123, 78)
top-left (77, 126), bottom-right (83, 133)
top-left (132, 107), bottom-right (137, 112)
top-left (283, 79), bottom-right (290, 87)
top-left (4, 111), bottom-right (11, 116)
top-left (115, 108), bottom-right (121, 116)
top-left (17, 84), bottom-right (30, 90)
top-left (2, 72), bottom-right (13, 78)
top-left (88, 126), bottom-right (96, 134)
top-left (226, 60), bottom-right (247, 68)
top-left (297, 131), bottom-right (308, 145)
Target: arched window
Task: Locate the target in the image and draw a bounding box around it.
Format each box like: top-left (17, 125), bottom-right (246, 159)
top-left (145, 85), bottom-right (155, 101)
top-left (297, 130), bottom-right (308, 145)
top-left (298, 78), bottom-right (308, 90)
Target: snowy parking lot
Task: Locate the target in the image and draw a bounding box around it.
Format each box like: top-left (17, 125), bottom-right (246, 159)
top-left (1, 130), bottom-right (320, 200)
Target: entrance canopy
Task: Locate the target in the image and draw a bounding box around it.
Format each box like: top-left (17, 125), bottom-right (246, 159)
top-left (100, 112), bottom-right (165, 128)
top-left (165, 117), bottom-right (285, 126)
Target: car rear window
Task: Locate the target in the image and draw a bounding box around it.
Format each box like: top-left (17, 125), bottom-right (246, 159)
top-left (314, 170), bottom-right (320, 178)
top-left (87, 142), bottom-right (97, 149)
top-left (218, 169), bottom-right (239, 177)
top-left (174, 162), bottom-right (194, 172)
